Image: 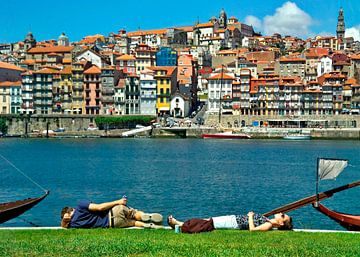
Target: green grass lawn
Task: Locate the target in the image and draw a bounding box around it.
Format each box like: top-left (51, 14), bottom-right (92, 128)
top-left (0, 229), bottom-right (359, 257)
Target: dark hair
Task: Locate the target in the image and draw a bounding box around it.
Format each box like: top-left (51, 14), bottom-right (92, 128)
top-left (61, 207), bottom-right (73, 228)
top-left (278, 217), bottom-right (293, 230)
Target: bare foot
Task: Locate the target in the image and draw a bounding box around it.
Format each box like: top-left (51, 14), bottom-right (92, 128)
top-left (167, 215), bottom-right (183, 228)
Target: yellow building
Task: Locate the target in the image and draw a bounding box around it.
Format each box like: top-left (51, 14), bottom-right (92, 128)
top-left (148, 66), bottom-right (177, 115)
top-left (0, 81), bottom-right (12, 114)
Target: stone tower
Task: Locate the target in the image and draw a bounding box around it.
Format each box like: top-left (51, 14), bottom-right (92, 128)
top-left (24, 32), bottom-right (36, 51)
top-left (336, 8), bottom-right (345, 39)
top-left (219, 8), bottom-right (227, 29)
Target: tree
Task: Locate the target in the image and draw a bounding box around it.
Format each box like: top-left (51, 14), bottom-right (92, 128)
top-left (0, 118), bottom-right (8, 135)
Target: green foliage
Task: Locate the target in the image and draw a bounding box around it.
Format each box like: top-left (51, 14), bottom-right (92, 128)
top-left (0, 118), bottom-right (8, 135)
top-left (0, 229), bottom-right (359, 256)
top-left (95, 116), bottom-right (156, 129)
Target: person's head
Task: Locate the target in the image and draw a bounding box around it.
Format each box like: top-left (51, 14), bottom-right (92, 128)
top-left (274, 212), bottom-right (293, 230)
top-left (61, 207), bottom-right (74, 228)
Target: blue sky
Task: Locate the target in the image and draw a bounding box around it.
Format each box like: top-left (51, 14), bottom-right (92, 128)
top-left (1, 0), bottom-right (359, 43)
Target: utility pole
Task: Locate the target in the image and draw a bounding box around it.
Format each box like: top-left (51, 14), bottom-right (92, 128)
top-left (218, 65), bottom-right (224, 124)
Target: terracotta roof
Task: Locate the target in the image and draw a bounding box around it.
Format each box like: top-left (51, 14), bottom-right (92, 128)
top-left (0, 81), bottom-right (22, 87)
top-left (21, 59), bottom-right (36, 65)
top-left (60, 66), bottom-right (72, 74)
top-left (323, 72), bottom-right (346, 79)
top-left (33, 68), bottom-right (58, 74)
top-left (305, 48), bottom-right (329, 58)
top-left (195, 22), bottom-right (214, 28)
top-left (27, 46), bottom-right (74, 54)
top-left (79, 35), bottom-right (105, 44)
top-left (176, 26), bottom-right (193, 32)
top-left (116, 54), bottom-right (136, 61)
top-left (0, 61), bottom-right (24, 71)
top-left (127, 29), bottom-right (167, 37)
top-left (148, 66), bottom-right (176, 76)
top-left (279, 57), bottom-right (305, 62)
top-left (208, 72), bottom-right (235, 80)
top-left (84, 65), bottom-right (101, 74)
top-left (350, 53), bottom-right (360, 60)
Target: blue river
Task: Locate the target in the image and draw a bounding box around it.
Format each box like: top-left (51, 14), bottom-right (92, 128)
top-left (0, 138), bottom-right (359, 230)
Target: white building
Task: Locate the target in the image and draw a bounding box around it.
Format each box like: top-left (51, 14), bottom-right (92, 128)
top-left (170, 92), bottom-right (190, 118)
top-left (140, 69), bottom-right (157, 115)
top-left (76, 49), bottom-right (105, 68)
top-left (207, 71), bottom-right (234, 113)
top-left (317, 56), bottom-right (333, 77)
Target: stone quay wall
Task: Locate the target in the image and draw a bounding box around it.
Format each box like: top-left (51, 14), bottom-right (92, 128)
top-left (4, 115), bottom-right (97, 136)
top-left (204, 114), bottom-right (360, 129)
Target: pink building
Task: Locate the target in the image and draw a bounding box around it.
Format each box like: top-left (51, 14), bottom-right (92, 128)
top-left (84, 65), bottom-right (101, 114)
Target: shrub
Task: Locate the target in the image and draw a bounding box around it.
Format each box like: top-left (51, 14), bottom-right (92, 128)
top-left (95, 116), bottom-right (156, 129)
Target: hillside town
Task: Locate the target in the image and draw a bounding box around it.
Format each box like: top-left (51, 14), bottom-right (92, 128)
top-left (0, 8), bottom-right (359, 120)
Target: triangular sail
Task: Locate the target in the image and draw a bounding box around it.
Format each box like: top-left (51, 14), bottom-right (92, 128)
top-left (318, 158), bottom-right (348, 180)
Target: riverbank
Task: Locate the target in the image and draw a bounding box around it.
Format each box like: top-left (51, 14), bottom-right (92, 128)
top-left (16, 127), bottom-right (359, 140)
top-left (0, 229), bottom-right (359, 256)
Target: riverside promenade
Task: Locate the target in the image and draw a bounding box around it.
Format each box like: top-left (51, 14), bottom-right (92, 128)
top-left (2, 114), bottom-right (360, 139)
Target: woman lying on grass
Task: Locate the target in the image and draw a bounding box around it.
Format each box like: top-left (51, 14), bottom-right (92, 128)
top-left (167, 211), bottom-right (293, 233)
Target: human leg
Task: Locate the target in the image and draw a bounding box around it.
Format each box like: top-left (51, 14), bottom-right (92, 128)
top-left (133, 211), bottom-right (163, 223)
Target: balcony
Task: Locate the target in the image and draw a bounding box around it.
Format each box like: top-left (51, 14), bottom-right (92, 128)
top-left (101, 96), bottom-right (114, 102)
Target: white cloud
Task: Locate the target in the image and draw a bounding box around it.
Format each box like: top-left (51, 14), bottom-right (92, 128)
top-left (244, 15), bottom-right (262, 31)
top-left (244, 2), bottom-right (313, 38)
top-left (345, 26), bottom-right (360, 41)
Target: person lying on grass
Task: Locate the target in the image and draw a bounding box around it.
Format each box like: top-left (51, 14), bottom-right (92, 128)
top-left (61, 196), bottom-right (163, 229)
top-left (167, 211), bottom-right (293, 233)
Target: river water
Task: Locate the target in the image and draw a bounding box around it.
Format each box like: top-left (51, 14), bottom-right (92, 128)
top-left (0, 138), bottom-right (359, 230)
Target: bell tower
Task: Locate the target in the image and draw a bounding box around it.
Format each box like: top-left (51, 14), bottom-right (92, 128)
top-left (336, 8), bottom-right (345, 39)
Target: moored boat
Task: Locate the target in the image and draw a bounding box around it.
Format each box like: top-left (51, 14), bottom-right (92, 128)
top-left (283, 134), bottom-right (311, 140)
top-left (313, 203), bottom-right (360, 231)
top-left (202, 131), bottom-right (251, 139)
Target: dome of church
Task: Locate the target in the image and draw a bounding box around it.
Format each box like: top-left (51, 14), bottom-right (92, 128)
top-left (59, 32), bottom-right (68, 40)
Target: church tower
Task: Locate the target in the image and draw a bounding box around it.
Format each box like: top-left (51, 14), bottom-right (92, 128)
top-left (219, 9), bottom-right (227, 29)
top-left (336, 8), bottom-right (345, 39)
top-left (24, 32), bottom-right (36, 51)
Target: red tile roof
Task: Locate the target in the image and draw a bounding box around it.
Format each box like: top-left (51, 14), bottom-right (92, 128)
top-left (33, 68), bottom-right (59, 74)
top-left (0, 61), bottom-right (24, 71)
top-left (195, 22), bottom-right (214, 28)
top-left (116, 54), bottom-right (136, 61)
top-left (84, 65), bottom-right (101, 74)
top-left (209, 72), bottom-right (235, 80)
top-left (305, 48), bottom-right (329, 58)
top-left (0, 81), bottom-right (22, 87)
top-left (148, 66), bottom-right (177, 77)
top-left (127, 29), bottom-right (167, 37)
top-left (27, 46), bottom-right (74, 54)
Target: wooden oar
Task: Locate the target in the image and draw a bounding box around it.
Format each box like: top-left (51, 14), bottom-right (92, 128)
top-left (263, 180), bottom-right (360, 217)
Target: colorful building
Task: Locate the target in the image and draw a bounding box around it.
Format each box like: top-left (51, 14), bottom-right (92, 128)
top-left (148, 66), bottom-right (177, 115)
top-left (84, 65), bottom-right (102, 115)
top-left (156, 47), bottom-right (177, 66)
